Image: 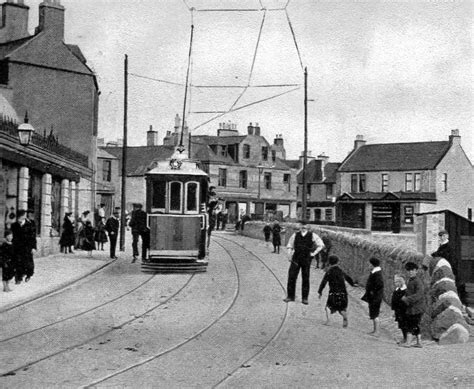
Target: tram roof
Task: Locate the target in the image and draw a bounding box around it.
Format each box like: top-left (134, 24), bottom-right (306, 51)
top-left (146, 158), bottom-right (208, 177)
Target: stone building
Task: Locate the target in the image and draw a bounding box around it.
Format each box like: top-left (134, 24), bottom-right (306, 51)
top-left (0, 0), bottom-right (99, 255)
top-left (336, 131), bottom-right (474, 232)
top-left (104, 117), bottom-right (298, 223)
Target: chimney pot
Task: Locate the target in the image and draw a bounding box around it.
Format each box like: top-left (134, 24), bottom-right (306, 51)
top-left (451, 129), bottom-right (460, 136)
top-left (354, 134), bottom-right (366, 150)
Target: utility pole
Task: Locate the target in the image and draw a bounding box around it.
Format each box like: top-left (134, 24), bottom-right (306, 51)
top-left (120, 54), bottom-right (128, 251)
top-left (301, 67), bottom-right (308, 222)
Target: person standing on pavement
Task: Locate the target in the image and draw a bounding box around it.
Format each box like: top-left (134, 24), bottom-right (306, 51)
top-left (82, 220), bottom-right (96, 257)
top-left (129, 203), bottom-right (150, 263)
top-left (272, 220), bottom-right (282, 254)
top-left (59, 212), bottom-right (75, 254)
top-left (361, 257), bottom-right (384, 336)
top-left (401, 262), bottom-right (426, 348)
top-left (0, 230), bottom-right (15, 292)
top-left (105, 210), bottom-right (120, 259)
top-left (284, 222), bottom-right (325, 305)
top-left (263, 224), bottom-right (272, 246)
top-left (391, 274), bottom-right (408, 345)
top-left (11, 209), bottom-right (37, 283)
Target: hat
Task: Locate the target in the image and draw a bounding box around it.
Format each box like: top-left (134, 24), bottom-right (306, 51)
top-left (438, 229), bottom-right (448, 237)
top-left (65, 212), bottom-right (73, 217)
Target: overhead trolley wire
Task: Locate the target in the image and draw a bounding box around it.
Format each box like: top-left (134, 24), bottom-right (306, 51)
top-left (285, 8), bottom-right (304, 71)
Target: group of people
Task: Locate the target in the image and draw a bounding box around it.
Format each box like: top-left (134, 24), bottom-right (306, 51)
top-left (282, 221), bottom-right (427, 347)
top-left (0, 210), bottom-right (37, 292)
top-left (262, 221), bottom-right (283, 253)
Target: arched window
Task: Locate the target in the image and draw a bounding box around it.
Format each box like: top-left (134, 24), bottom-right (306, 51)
top-left (185, 182), bottom-right (199, 213)
top-left (169, 181), bottom-right (182, 212)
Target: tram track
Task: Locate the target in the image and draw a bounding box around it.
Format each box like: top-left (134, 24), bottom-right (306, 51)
top-left (82, 235), bottom-right (289, 388)
top-left (0, 272), bottom-right (195, 378)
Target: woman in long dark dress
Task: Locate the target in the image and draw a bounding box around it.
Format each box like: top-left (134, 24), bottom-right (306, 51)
top-left (82, 221), bottom-right (96, 257)
top-left (59, 213), bottom-right (75, 253)
top-left (272, 221), bottom-right (282, 253)
top-left (318, 255), bottom-right (355, 327)
top-left (94, 218), bottom-right (108, 251)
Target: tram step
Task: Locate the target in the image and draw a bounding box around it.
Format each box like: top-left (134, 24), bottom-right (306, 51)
top-left (141, 264), bottom-right (208, 273)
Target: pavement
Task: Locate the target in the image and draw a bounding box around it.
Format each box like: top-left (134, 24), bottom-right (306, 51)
top-left (0, 248), bottom-right (115, 313)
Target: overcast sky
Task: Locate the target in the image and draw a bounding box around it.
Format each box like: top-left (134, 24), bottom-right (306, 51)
top-left (26, 0), bottom-right (473, 162)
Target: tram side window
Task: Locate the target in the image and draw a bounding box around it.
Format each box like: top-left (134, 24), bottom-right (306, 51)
top-left (170, 182), bottom-right (182, 211)
top-left (152, 181), bottom-right (166, 209)
top-left (186, 182), bottom-right (199, 212)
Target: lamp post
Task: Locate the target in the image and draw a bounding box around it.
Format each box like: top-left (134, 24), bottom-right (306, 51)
top-left (257, 165), bottom-right (265, 200)
top-left (18, 112), bottom-right (34, 146)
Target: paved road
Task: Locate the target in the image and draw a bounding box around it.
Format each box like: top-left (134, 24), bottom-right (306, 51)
top-left (0, 232), bottom-right (473, 388)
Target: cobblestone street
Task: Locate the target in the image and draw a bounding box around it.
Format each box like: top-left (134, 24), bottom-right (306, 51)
top-left (0, 232), bottom-right (473, 388)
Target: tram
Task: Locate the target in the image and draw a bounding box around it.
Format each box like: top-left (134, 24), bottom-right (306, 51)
top-left (141, 149), bottom-right (209, 273)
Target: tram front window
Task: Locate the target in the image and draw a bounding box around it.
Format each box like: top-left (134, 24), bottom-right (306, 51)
top-left (186, 182), bottom-right (198, 212)
top-left (170, 182), bottom-right (182, 211)
top-left (152, 181), bottom-right (166, 209)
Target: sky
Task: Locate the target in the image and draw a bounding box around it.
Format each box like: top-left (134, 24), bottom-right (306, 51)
top-left (24, 0), bottom-right (473, 162)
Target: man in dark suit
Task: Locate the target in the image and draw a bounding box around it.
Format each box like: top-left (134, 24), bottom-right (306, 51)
top-left (129, 203), bottom-right (149, 263)
top-left (105, 209), bottom-right (120, 259)
top-left (431, 230), bottom-right (452, 268)
top-left (11, 209), bottom-right (37, 283)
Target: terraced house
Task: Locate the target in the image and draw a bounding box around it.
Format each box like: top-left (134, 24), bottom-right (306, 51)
top-left (336, 131), bottom-right (473, 232)
top-left (0, 0), bottom-right (99, 254)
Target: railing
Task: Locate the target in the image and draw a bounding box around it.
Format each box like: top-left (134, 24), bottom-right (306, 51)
top-left (0, 118), bottom-right (89, 167)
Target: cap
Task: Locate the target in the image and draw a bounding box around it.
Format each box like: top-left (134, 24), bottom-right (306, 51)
top-left (438, 229), bottom-right (448, 237)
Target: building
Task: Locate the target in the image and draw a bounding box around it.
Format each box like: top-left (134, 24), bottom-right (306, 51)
top-left (295, 154), bottom-right (340, 224)
top-left (0, 0), bottom-right (99, 255)
top-left (96, 146), bottom-right (119, 217)
top-left (336, 131), bottom-right (474, 232)
top-left (0, 0), bottom-right (99, 214)
top-left (103, 117), bottom-right (298, 223)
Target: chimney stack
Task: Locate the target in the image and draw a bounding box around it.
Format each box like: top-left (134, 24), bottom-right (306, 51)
top-left (299, 150), bottom-right (316, 171)
top-left (37, 0), bottom-right (65, 39)
top-left (354, 134), bottom-right (366, 150)
top-left (0, 0), bottom-right (30, 43)
top-left (254, 122), bottom-right (261, 136)
top-left (449, 129), bottom-right (461, 146)
top-left (318, 153), bottom-right (329, 180)
top-left (247, 122), bottom-right (254, 136)
top-left (147, 125), bottom-right (158, 146)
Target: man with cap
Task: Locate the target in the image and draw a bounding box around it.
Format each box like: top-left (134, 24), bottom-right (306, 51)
top-left (431, 230), bottom-right (453, 272)
top-left (129, 203), bottom-right (150, 263)
top-left (284, 221), bottom-right (325, 305)
top-left (105, 209), bottom-right (120, 259)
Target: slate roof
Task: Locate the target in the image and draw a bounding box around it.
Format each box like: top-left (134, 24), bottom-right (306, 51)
top-left (338, 141), bottom-right (450, 172)
top-left (102, 145), bottom-right (175, 176)
top-left (191, 143), bottom-right (237, 165)
top-left (285, 160), bottom-right (300, 169)
top-left (297, 160), bottom-right (341, 184)
top-left (97, 148), bottom-right (117, 159)
top-left (192, 135), bottom-right (247, 146)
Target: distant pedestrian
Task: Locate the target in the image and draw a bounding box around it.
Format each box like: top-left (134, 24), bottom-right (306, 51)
top-left (318, 255), bottom-right (356, 327)
top-left (75, 210), bottom-right (90, 249)
top-left (59, 212), bottom-right (75, 254)
top-left (263, 224), bottom-right (272, 245)
top-left (391, 274), bottom-right (408, 345)
top-left (361, 257), bottom-right (384, 336)
top-left (98, 203), bottom-right (106, 220)
top-left (82, 220), bottom-right (96, 257)
top-left (105, 210), bottom-right (120, 259)
top-left (0, 230), bottom-right (15, 292)
top-left (401, 262), bottom-right (426, 348)
top-left (221, 209), bottom-right (228, 230)
top-left (11, 209), bottom-right (37, 283)
top-left (272, 220), bottom-right (282, 253)
top-left (129, 203), bottom-right (150, 263)
top-left (94, 217), bottom-right (108, 251)
top-left (284, 222), bottom-right (325, 305)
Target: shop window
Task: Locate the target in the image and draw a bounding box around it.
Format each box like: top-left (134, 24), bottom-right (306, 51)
top-left (186, 182), bottom-right (199, 212)
top-left (169, 181), bottom-right (182, 212)
top-left (152, 181), bottom-right (166, 209)
top-left (325, 208), bottom-right (333, 221)
top-left (264, 172), bottom-right (272, 189)
top-left (218, 168), bottom-right (227, 187)
top-left (239, 170), bottom-right (247, 189)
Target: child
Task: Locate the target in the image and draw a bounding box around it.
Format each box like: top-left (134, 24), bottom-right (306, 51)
top-left (401, 262), bottom-right (426, 348)
top-left (391, 274), bottom-right (408, 344)
top-left (82, 220), bottom-right (96, 257)
top-left (318, 255), bottom-right (356, 327)
top-left (272, 221), bottom-right (282, 254)
top-left (94, 218), bottom-right (108, 251)
top-left (263, 224), bottom-right (272, 247)
top-left (0, 230), bottom-right (15, 292)
top-left (361, 257), bottom-right (384, 336)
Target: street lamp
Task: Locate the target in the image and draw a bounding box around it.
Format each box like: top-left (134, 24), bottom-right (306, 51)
top-left (257, 165), bottom-right (265, 200)
top-left (18, 112), bottom-right (34, 146)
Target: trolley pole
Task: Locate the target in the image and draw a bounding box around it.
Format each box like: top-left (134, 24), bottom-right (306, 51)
top-left (120, 54), bottom-right (128, 252)
top-left (301, 67), bottom-right (308, 222)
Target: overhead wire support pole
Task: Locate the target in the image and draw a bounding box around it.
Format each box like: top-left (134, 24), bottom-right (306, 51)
top-left (120, 54), bottom-right (128, 252)
top-left (302, 67), bottom-right (308, 222)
